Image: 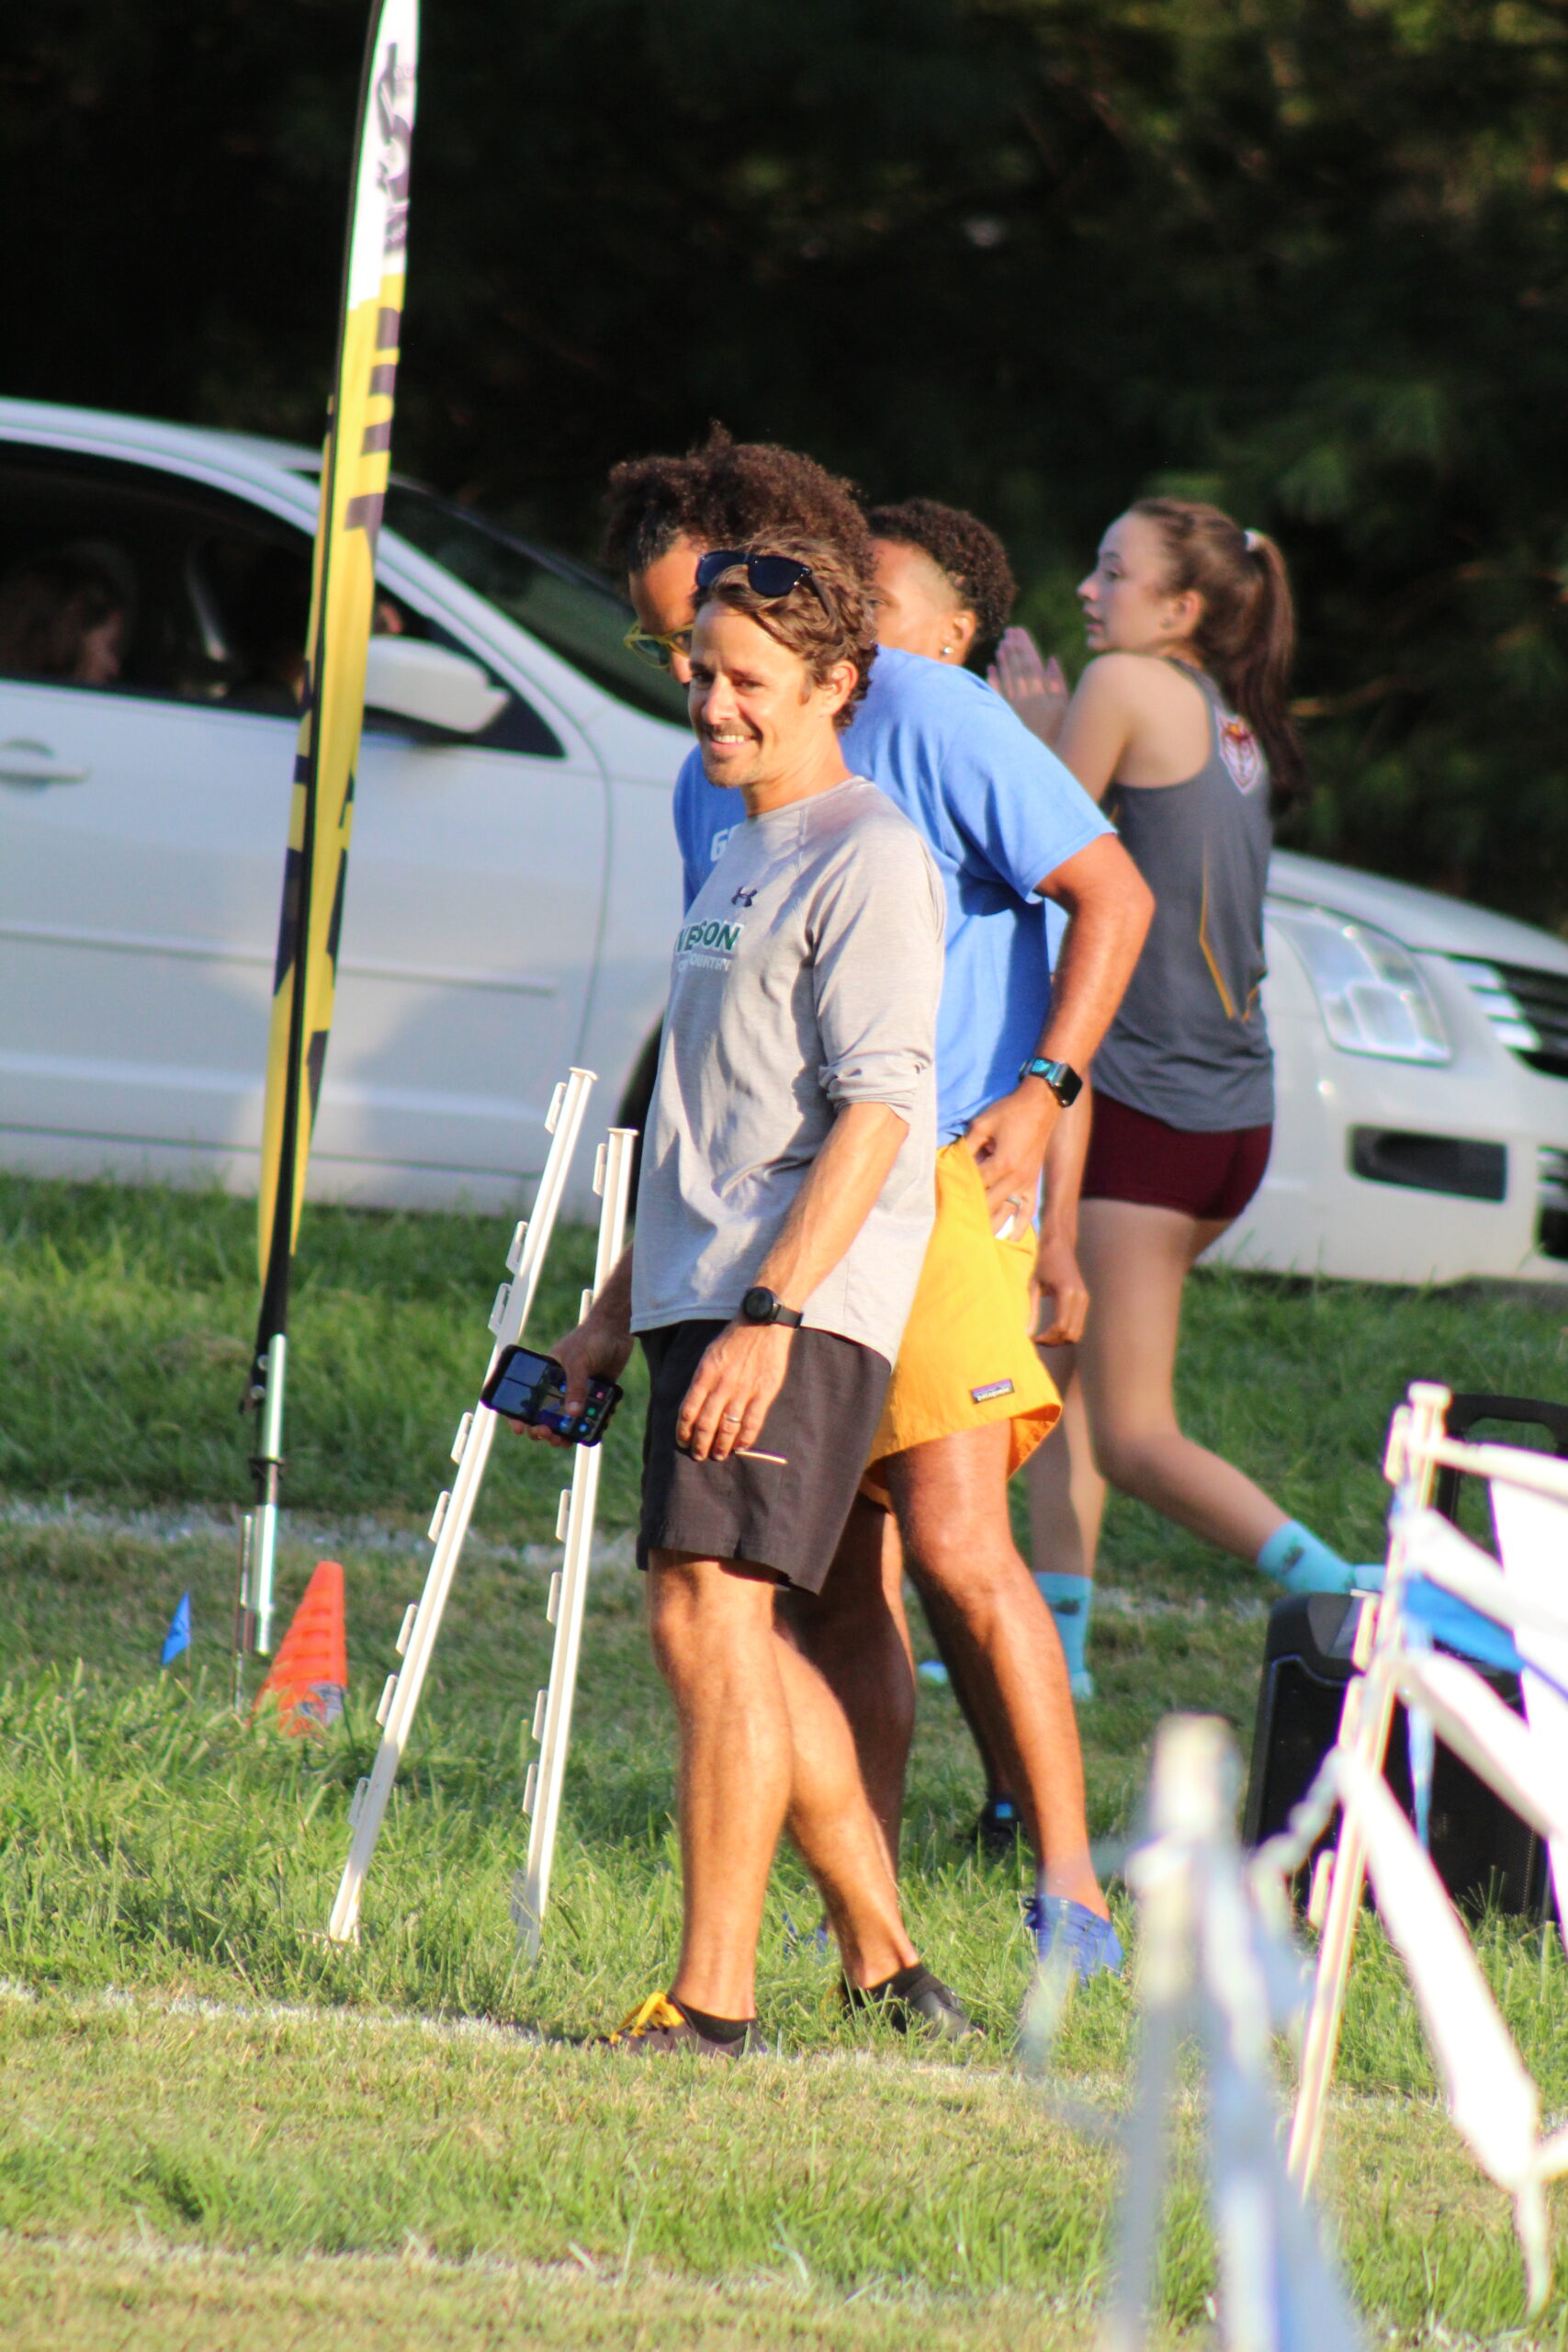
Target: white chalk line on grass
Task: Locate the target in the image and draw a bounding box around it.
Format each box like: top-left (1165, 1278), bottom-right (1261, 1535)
top-left (0, 1495), bottom-right (636, 1578)
top-left (0, 2226), bottom-right (1097, 2321)
top-left (0, 1974), bottom-right (527, 2051)
top-left (5, 1977), bottom-right (1515, 2134)
top-left (0, 1498), bottom-right (1268, 1621)
top-left (0, 1976), bottom-right (1048, 2092)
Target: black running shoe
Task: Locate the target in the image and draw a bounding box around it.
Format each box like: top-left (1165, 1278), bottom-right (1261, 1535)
top-left (842, 1965), bottom-right (979, 2042)
top-left (596, 1992), bottom-right (766, 2058)
top-left (973, 1794), bottom-right (1025, 1857)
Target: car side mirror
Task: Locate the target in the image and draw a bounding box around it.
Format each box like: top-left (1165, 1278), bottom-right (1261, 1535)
top-left (363, 635), bottom-right (511, 737)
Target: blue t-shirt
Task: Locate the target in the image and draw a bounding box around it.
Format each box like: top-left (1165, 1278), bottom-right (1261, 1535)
top-left (673, 646), bottom-right (1111, 1137)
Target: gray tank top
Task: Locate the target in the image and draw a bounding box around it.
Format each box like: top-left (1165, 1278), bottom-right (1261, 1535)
top-left (1090, 662), bottom-right (1274, 1131)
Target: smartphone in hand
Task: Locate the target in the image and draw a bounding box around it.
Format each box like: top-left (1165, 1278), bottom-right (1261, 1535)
top-left (481, 1343), bottom-right (623, 1445)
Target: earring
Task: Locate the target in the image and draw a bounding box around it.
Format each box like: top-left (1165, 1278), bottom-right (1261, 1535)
top-left (941, 642), bottom-right (953, 657)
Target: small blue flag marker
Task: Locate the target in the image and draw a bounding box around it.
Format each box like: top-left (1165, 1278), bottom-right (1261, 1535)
top-left (161, 1591), bottom-right (191, 1668)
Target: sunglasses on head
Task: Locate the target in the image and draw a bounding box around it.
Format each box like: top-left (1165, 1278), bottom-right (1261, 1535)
top-left (622, 621), bottom-right (694, 673)
top-left (694, 549), bottom-right (833, 617)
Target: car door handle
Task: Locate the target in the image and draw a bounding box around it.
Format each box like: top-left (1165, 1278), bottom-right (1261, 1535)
top-left (0, 738), bottom-right (91, 786)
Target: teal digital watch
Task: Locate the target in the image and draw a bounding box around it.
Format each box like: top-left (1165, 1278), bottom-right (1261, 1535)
top-left (1018, 1057), bottom-right (1084, 1108)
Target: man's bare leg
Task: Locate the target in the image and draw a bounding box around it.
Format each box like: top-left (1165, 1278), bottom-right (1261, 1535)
top-left (790, 1495), bottom-right (1026, 1860)
top-left (938, 1385), bottom-right (1101, 1825)
top-left (886, 1422), bottom-right (1106, 1917)
top-left (649, 1553), bottom-right (792, 2018)
top-left (773, 1624), bottom-right (916, 1985)
top-left (649, 1548), bottom-right (919, 2018)
top-left (787, 1495), bottom-right (914, 1865)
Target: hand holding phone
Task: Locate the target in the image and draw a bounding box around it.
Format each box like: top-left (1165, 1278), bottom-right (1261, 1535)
top-left (481, 1343), bottom-right (623, 1446)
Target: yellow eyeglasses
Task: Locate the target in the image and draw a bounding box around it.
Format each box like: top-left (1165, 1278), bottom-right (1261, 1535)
top-left (623, 622), bottom-right (694, 672)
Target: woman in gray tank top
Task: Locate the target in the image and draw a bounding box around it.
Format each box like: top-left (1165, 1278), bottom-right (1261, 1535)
top-left (1014, 500), bottom-right (1372, 1700)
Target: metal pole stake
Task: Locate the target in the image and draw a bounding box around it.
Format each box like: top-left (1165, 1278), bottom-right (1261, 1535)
top-left (250, 1331), bottom-right (288, 1656)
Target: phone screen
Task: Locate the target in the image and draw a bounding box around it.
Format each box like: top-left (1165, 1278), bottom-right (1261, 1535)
top-left (482, 1344), bottom-right (622, 1443)
top-left (485, 1345), bottom-right (558, 1420)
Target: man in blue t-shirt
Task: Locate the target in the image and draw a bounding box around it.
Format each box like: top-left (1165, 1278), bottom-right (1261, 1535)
top-left (604, 434), bottom-right (1152, 1977)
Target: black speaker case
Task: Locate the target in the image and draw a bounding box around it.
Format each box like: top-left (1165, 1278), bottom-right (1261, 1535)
top-left (1242, 1589), bottom-right (1549, 1919)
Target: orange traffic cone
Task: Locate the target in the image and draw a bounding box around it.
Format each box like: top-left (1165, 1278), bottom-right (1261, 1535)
top-left (253, 1560), bottom-right (348, 1735)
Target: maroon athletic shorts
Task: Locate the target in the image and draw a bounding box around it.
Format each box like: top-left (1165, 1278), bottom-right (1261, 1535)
top-left (1081, 1091), bottom-right (1272, 1223)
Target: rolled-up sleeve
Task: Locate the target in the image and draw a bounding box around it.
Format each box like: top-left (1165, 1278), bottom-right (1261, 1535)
top-left (812, 823), bottom-right (945, 1122)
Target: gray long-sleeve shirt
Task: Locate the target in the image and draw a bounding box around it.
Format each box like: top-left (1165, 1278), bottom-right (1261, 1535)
top-left (630, 775), bottom-right (944, 1365)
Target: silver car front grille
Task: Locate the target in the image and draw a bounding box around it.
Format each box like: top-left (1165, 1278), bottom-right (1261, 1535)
top-left (1450, 958), bottom-right (1568, 1080)
top-left (1539, 1146), bottom-right (1568, 1261)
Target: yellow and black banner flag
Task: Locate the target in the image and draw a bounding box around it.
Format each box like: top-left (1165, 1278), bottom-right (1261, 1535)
top-left (254, 0), bottom-right (418, 1355)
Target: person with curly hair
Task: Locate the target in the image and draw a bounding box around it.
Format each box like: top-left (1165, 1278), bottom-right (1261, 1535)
top-left (605, 429), bottom-right (1152, 1993)
top-left (865, 496), bottom-right (1017, 670)
top-left (528, 535), bottom-right (966, 2054)
top-left (604, 426), bottom-right (877, 677)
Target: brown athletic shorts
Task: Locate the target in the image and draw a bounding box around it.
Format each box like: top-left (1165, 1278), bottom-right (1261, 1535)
top-left (636, 1319), bottom-right (891, 1594)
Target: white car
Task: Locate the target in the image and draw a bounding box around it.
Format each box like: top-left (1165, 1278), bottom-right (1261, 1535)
top-left (1223, 854), bottom-right (1568, 1285)
top-left (0, 397), bottom-right (688, 1213)
top-left (1, 399), bottom-right (1563, 1281)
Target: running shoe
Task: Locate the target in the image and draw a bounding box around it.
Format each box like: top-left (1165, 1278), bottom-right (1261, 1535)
top-left (1069, 1668), bottom-right (1096, 1704)
top-left (973, 1794), bottom-right (1024, 1856)
top-left (597, 1991), bottom-right (765, 2058)
top-left (1024, 1894), bottom-right (1123, 1982)
top-left (841, 1965), bottom-right (979, 2041)
top-left (782, 1912), bottom-right (833, 1962)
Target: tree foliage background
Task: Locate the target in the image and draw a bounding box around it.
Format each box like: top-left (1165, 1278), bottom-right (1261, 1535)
top-left (5, 0), bottom-right (1567, 923)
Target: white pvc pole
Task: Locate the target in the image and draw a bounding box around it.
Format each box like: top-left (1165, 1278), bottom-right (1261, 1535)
top-left (1287, 1378), bottom-right (1450, 2189)
top-left (514, 1126), bottom-right (637, 1962)
top-left (325, 1068), bottom-right (596, 1945)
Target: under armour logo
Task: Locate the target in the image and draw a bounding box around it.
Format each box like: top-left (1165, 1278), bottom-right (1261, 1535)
top-left (731, 886), bottom-right (758, 907)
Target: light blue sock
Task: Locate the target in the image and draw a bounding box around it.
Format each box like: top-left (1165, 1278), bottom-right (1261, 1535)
top-left (1256, 1520), bottom-right (1357, 1597)
top-left (1036, 1571), bottom-right (1094, 1682)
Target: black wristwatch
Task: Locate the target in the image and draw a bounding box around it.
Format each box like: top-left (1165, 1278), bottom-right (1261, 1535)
top-left (740, 1286), bottom-right (803, 1329)
top-left (1018, 1057), bottom-right (1083, 1109)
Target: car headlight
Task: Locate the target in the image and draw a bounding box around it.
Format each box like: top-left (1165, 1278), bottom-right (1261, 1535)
top-left (1269, 903), bottom-right (1451, 1063)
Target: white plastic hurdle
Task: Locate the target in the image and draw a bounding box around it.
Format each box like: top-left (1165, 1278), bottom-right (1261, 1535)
top-left (513, 1125), bottom-right (637, 1962)
top-left (1282, 1380), bottom-right (1448, 2189)
top-left (326, 1068), bottom-right (597, 1947)
top-left (1271, 1381), bottom-right (1568, 2311)
top-left (1098, 1715), bottom-right (1364, 2352)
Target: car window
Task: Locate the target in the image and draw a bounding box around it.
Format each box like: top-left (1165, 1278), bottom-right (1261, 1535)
top-left (382, 483), bottom-right (690, 728)
top-left (0, 446), bottom-right (562, 757)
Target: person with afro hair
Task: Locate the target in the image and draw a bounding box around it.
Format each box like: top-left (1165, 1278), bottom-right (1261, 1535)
top-left (865, 497), bottom-right (1017, 671)
top-left (604, 426), bottom-right (874, 679)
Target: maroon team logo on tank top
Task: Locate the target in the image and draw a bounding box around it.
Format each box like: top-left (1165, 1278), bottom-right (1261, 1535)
top-left (1218, 716), bottom-right (1264, 795)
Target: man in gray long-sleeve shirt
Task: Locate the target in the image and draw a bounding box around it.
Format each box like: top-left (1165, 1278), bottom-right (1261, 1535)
top-left (531, 535), bottom-right (972, 2054)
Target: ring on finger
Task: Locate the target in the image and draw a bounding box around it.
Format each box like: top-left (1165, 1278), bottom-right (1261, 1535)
top-left (721, 1412), bottom-right (742, 1425)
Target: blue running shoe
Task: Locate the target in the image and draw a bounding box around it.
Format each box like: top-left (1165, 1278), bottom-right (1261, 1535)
top-left (1025, 1894), bottom-right (1123, 1981)
top-left (782, 1912), bottom-right (833, 1962)
top-left (1069, 1668), bottom-right (1096, 1703)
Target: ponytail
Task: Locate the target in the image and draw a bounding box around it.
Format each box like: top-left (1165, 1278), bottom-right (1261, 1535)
top-left (1131, 498), bottom-right (1307, 807)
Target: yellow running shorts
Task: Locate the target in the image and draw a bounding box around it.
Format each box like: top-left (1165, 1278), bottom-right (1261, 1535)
top-left (866, 1138), bottom-right (1060, 1483)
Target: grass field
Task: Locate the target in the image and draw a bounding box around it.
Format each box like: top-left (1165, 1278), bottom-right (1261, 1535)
top-left (3, 1171), bottom-right (1568, 2348)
